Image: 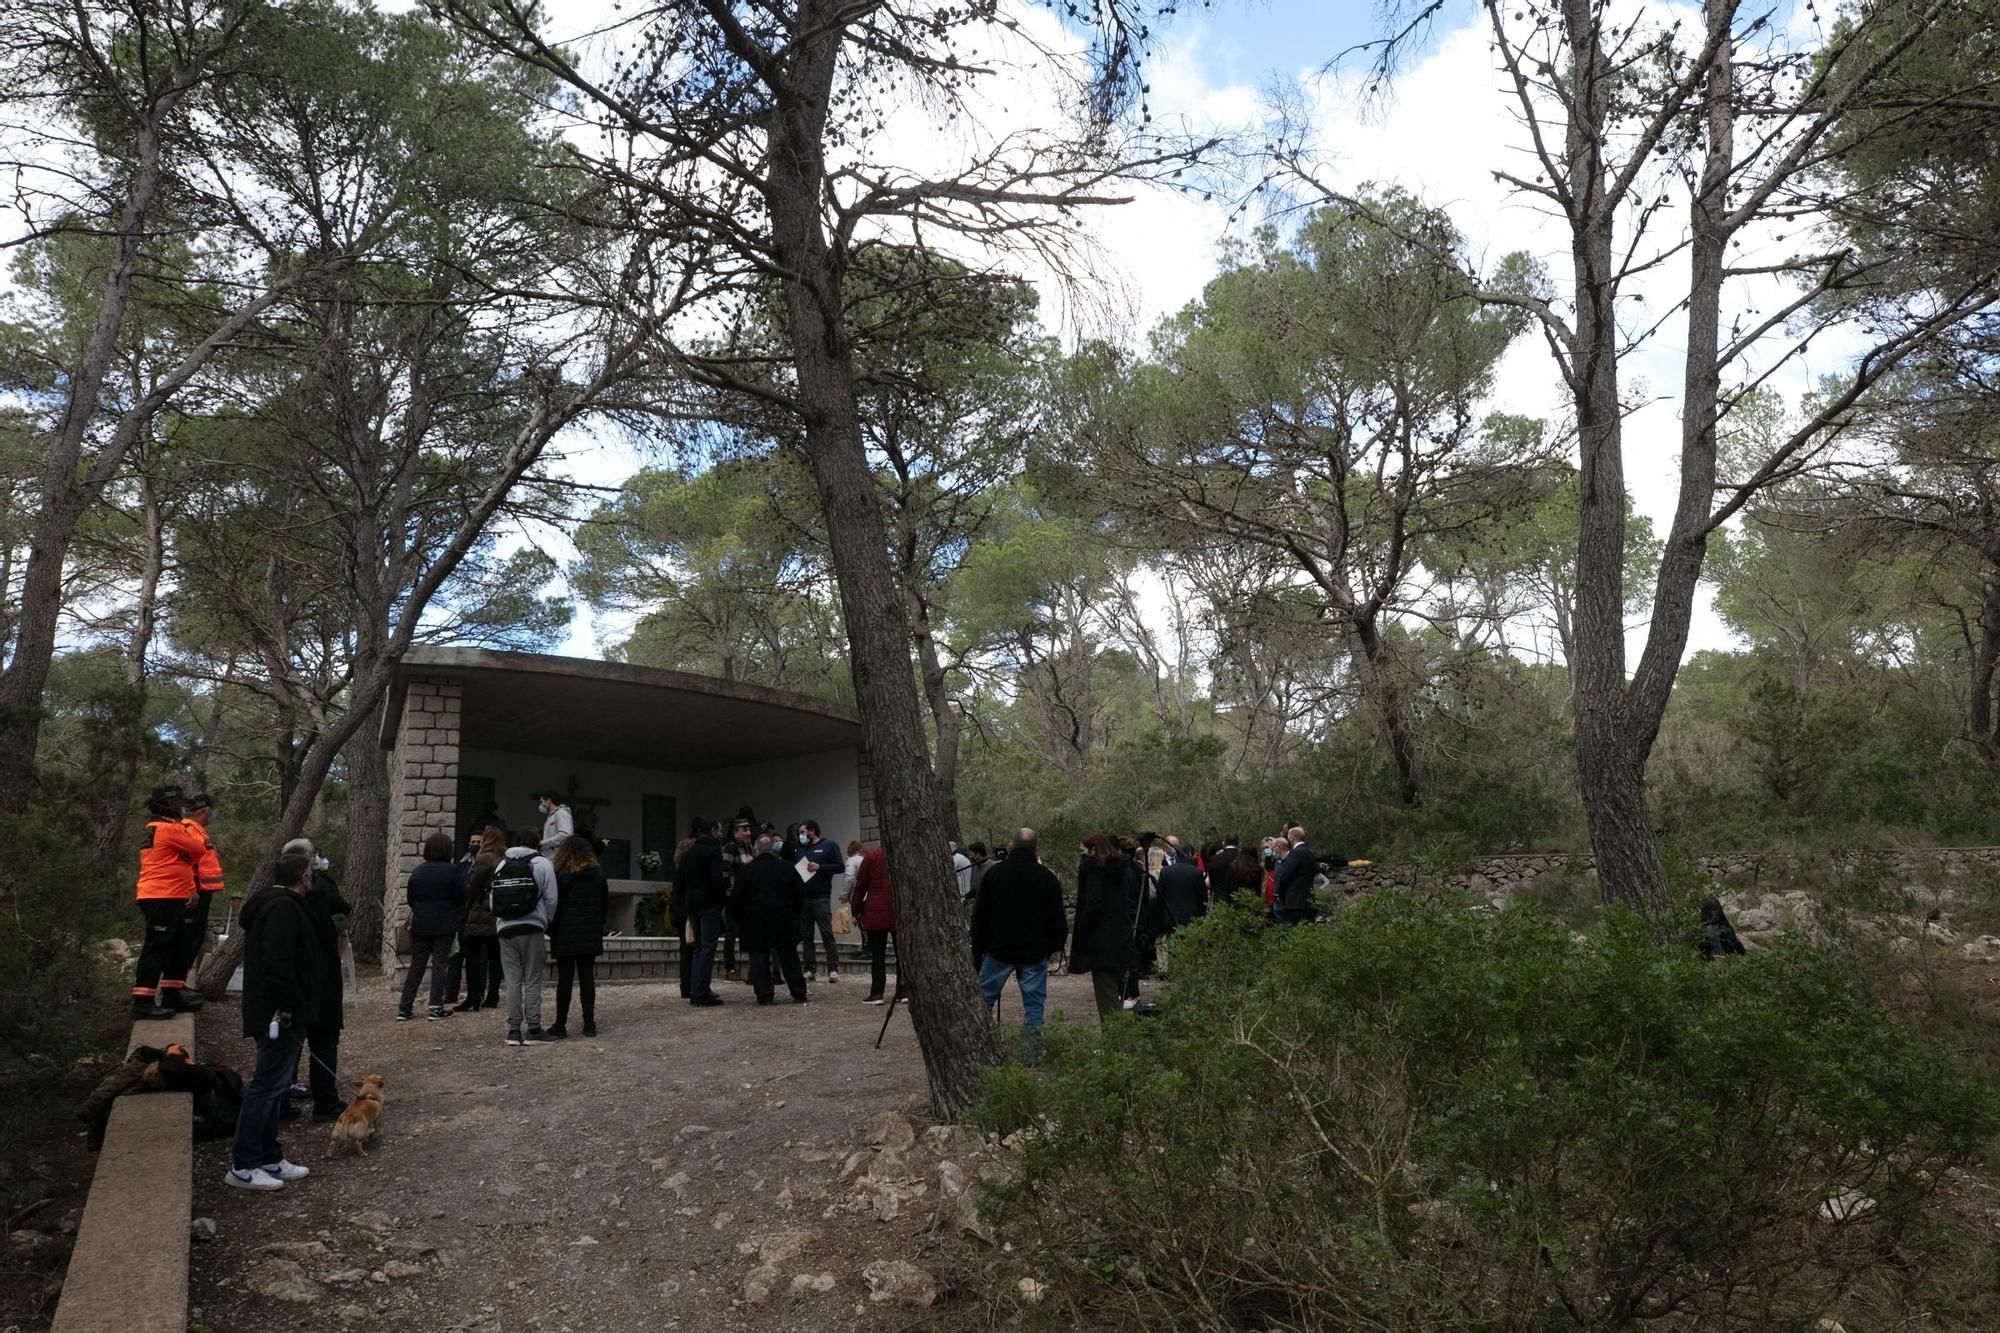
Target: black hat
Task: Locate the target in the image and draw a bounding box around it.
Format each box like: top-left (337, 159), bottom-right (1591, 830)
top-left (188, 791), bottom-right (217, 811)
top-left (146, 785), bottom-right (186, 817)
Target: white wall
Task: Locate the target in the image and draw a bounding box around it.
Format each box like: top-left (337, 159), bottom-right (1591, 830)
top-left (457, 743), bottom-right (861, 858)
top-left (458, 746), bottom-right (695, 862)
top-left (701, 746), bottom-right (862, 848)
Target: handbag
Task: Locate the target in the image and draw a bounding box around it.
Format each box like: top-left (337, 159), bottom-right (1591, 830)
top-left (683, 919), bottom-right (696, 946)
top-left (393, 921), bottom-right (413, 956)
top-left (832, 904), bottom-right (853, 935)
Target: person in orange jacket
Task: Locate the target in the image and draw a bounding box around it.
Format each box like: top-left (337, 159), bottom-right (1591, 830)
top-left (168, 791), bottom-right (226, 1006)
top-left (135, 786), bottom-right (206, 1019)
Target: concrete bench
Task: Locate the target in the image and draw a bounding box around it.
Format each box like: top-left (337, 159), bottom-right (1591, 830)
top-left (51, 1014), bottom-right (197, 1333)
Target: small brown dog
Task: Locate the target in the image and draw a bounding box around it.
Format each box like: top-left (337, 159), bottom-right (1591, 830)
top-left (326, 1074), bottom-right (386, 1158)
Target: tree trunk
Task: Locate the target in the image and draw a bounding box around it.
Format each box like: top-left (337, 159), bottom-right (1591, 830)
top-left (909, 592), bottom-right (963, 842)
top-left (766, 10), bottom-right (994, 1120)
top-left (197, 666), bottom-right (390, 992)
top-left (1353, 618), bottom-right (1420, 804)
top-left (1969, 573), bottom-right (2000, 767)
top-left (341, 701), bottom-right (391, 963)
top-left (91, 475), bottom-right (166, 864)
top-left (1561, 0), bottom-right (1672, 917)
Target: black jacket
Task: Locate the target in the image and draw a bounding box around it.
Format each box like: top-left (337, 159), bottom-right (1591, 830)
top-left (303, 869), bottom-right (351, 1030)
top-left (1274, 842), bottom-right (1318, 913)
top-left (970, 849), bottom-right (1068, 966)
top-left (1158, 859), bottom-right (1207, 928)
top-left (406, 859), bottom-right (466, 938)
top-left (730, 852), bottom-right (803, 949)
top-left (1067, 857), bottom-right (1137, 974)
top-left (1207, 846), bottom-right (1242, 901)
top-left (550, 864), bottom-right (609, 959)
top-left (240, 883), bottom-right (324, 1038)
top-left (675, 836), bottom-right (729, 919)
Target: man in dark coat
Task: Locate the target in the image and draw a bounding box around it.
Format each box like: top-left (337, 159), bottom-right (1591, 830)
top-left (1273, 825), bottom-right (1343, 925)
top-left (1157, 852), bottom-right (1208, 930)
top-left (970, 830), bottom-right (1068, 1048)
top-left (227, 852), bottom-right (323, 1192)
top-left (1206, 836), bottom-right (1242, 905)
top-left (729, 833), bottom-right (808, 1004)
top-left (282, 837), bottom-right (351, 1123)
top-left (674, 817), bottom-right (729, 1007)
top-left (1069, 834), bottom-right (1138, 1019)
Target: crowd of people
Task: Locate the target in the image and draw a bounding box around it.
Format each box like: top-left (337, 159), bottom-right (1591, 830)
top-left (134, 777), bottom-right (1351, 1193)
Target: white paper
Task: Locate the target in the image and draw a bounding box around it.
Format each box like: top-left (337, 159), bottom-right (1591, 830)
top-left (795, 856), bottom-right (815, 882)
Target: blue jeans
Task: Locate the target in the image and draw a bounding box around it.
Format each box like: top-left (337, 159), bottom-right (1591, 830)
top-left (690, 909), bottom-right (723, 999)
top-left (234, 1028), bottom-right (302, 1171)
top-left (979, 955), bottom-right (1049, 1059)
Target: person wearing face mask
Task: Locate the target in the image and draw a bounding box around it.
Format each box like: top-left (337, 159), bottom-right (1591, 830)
top-left (535, 789), bottom-right (574, 857)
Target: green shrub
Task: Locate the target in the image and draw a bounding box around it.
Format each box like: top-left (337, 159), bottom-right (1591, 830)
top-left (974, 897), bottom-right (1995, 1331)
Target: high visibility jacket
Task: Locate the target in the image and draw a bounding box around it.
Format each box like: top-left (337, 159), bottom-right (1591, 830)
top-left (136, 818), bottom-right (204, 902)
top-left (193, 824), bottom-right (224, 895)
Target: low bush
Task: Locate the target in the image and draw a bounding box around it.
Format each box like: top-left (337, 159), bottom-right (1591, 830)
top-left (974, 897), bottom-right (1996, 1331)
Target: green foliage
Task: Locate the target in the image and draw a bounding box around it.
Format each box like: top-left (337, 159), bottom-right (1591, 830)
top-left (976, 898), bottom-right (1995, 1331)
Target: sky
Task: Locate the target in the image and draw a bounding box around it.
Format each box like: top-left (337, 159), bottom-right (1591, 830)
top-left (548, 0), bottom-right (1759, 664)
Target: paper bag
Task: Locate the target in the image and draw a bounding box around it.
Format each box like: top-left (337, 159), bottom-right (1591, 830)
top-left (832, 904), bottom-right (853, 935)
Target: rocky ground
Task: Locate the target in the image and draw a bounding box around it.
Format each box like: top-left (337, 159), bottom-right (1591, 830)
top-left (183, 970), bottom-right (1095, 1333)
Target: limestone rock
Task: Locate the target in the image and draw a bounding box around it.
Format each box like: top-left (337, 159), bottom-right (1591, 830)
top-left (1820, 1188), bottom-right (1877, 1222)
top-left (863, 1259), bottom-right (938, 1308)
top-left (246, 1257), bottom-right (323, 1304)
top-left (256, 1240), bottom-right (330, 1261)
top-left (921, 1124), bottom-right (986, 1157)
top-left (382, 1260), bottom-right (427, 1279)
top-left (746, 1229), bottom-right (814, 1265)
top-left (9, 1229), bottom-right (68, 1269)
top-left (190, 1217), bottom-right (218, 1244)
top-left (1961, 935), bottom-right (2000, 963)
top-left (867, 1112), bottom-right (916, 1153)
top-left (1018, 1277), bottom-right (1047, 1305)
top-left (791, 1271), bottom-right (837, 1294)
top-left (743, 1263), bottom-right (778, 1306)
top-left (325, 1268), bottom-right (370, 1287)
top-left (350, 1210), bottom-right (396, 1233)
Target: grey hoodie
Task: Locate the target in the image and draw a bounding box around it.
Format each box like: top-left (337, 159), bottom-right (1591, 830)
top-left (497, 846), bottom-right (560, 937)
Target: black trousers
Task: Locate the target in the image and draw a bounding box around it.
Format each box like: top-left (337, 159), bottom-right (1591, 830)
top-left (462, 935), bottom-right (499, 1005)
top-left (688, 908), bottom-right (723, 1000)
top-left (303, 1025), bottom-right (342, 1115)
top-left (863, 928), bottom-right (893, 1000)
top-left (134, 899), bottom-right (186, 999)
top-left (172, 891), bottom-right (215, 984)
top-left (399, 934), bottom-right (454, 1012)
top-left (746, 925), bottom-right (806, 1003)
top-left (555, 955), bottom-right (596, 1028)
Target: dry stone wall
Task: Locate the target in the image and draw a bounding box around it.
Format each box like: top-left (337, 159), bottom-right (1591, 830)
top-left (1337, 847), bottom-right (2000, 903)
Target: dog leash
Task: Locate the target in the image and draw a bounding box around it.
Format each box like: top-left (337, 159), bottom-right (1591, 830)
top-left (286, 1029), bottom-right (366, 1102)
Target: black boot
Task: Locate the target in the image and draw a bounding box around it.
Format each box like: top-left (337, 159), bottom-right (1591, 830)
top-left (132, 996), bottom-right (174, 1021)
top-left (163, 987), bottom-right (203, 1012)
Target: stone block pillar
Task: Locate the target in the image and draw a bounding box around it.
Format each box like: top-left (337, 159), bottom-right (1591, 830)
top-left (382, 674), bottom-right (462, 959)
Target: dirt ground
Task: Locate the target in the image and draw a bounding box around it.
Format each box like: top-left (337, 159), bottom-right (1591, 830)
top-left (185, 969), bottom-right (1104, 1333)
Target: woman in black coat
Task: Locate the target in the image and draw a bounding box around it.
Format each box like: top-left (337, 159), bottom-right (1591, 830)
top-left (548, 834), bottom-right (608, 1038)
top-left (398, 831), bottom-right (466, 1020)
top-left (1068, 833), bottom-right (1137, 1020)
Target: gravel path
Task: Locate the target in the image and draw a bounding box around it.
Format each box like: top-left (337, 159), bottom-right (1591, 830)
top-left (187, 970), bottom-right (1102, 1332)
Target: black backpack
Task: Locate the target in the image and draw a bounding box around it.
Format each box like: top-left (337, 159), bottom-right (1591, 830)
top-left (489, 855), bottom-right (541, 920)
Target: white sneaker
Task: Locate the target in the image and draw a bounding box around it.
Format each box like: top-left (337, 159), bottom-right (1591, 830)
top-left (1122, 998), bottom-right (1139, 1011)
top-left (261, 1158), bottom-right (311, 1181)
top-left (826, 971), bottom-right (839, 984)
top-left (226, 1166), bottom-right (284, 1191)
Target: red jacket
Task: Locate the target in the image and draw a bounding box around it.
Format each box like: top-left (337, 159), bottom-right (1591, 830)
top-left (850, 848), bottom-right (894, 931)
